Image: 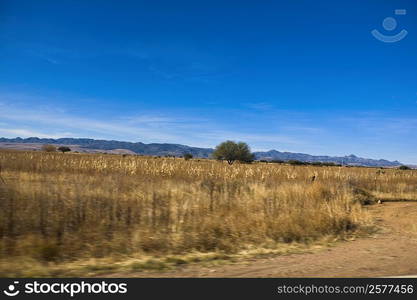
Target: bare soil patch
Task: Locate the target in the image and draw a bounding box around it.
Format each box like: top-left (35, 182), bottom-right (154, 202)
top-left (106, 202), bottom-right (417, 277)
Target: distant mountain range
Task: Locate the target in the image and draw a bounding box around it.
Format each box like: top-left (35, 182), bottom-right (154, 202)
top-left (0, 137), bottom-right (404, 167)
top-left (253, 150), bottom-right (402, 167)
top-left (0, 137), bottom-right (213, 157)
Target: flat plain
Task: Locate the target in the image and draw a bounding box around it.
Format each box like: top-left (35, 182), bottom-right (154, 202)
top-left (1, 150), bottom-right (416, 277)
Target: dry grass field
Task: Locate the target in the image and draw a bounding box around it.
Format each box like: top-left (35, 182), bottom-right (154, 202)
top-left (0, 150), bottom-right (416, 276)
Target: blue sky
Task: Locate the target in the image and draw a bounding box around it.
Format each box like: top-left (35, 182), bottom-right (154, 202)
top-left (1, 0), bottom-right (416, 163)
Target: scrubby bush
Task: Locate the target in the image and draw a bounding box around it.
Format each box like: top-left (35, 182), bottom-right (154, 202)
top-left (311, 161), bottom-right (341, 167)
top-left (183, 153), bottom-right (193, 160)
top-left (399, 165), bottom-right (411, 170)
top-left (41, 144), bottom-right (57, 152)
top-left (287, 160), bottom-right (306, 165)
top-left (270, 159), bottom-right (284, 164)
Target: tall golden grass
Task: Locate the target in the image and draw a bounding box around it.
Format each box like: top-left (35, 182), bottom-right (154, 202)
top-left (0, 150), bottom-right (415, 265)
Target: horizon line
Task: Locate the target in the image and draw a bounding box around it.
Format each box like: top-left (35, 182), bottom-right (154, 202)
top-left (0, 136), bottom-right (407, 165)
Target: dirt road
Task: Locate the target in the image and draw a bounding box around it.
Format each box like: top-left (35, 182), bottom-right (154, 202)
top-left (110, 202), bottom-right (417, 277)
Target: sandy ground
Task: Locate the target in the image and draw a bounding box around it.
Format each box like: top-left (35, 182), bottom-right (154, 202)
top-left (106, 202), bottom-right (417, 277)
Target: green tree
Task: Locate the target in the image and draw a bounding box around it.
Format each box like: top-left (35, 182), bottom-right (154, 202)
top-left (212, 141), bottom-right (254, 165)
top-left (58, 146), bottom-right (71, 153)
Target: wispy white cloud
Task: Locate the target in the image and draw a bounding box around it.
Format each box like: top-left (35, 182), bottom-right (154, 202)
top-left (0, 128), bottom-right (74, 139)
top-left (196, 130), bottom-right (303, 147)
top-left (2, 91), bottom-right (415, 163)
top-left (0, 106), bottom-right (179, 142)
top-left (338, 114), bottom-right (417, 135)
top-left (0, 91), bottom-right (306, 151)
top-left (241, 102), bottom-right (275, 111)
top-left (124, 114), bottom-right (206, 125)
top-left (279, 126), bottom-right (324, 134)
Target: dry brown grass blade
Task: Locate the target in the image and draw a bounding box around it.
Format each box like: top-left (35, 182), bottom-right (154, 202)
top-left (0, 149), bottom-right (415, 276)
top-left (0, 164), bottom-right (5, 184)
